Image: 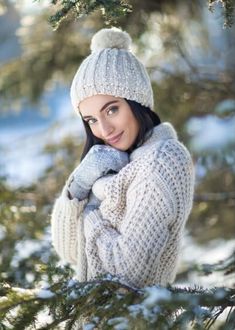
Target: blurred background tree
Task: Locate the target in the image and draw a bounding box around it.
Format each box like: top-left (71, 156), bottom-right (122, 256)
top-left (0, 0), bottom-right (235, 328)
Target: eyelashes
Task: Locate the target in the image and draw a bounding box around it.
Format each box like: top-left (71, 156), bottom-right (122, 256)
top-left (86, 106), bottom-right (119, 125)
top-left (87, 118), bottom-right (97, 125)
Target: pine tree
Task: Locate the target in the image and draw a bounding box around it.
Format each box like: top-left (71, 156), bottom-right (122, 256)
top-left (0, 0), bottom-right (235, 329)
top-left (0, 257), bottom-right (235, 329)
top-left (36, 0), bottom-right (235, 30)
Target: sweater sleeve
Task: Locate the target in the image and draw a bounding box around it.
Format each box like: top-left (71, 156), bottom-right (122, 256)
top-left (51, 184), bottom-right (87, 266)
top-left (83, 174), bottom-right (175, 286)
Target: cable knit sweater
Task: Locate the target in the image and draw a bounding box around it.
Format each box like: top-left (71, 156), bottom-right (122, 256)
top-left (51, 122), bottom-right (195, 288)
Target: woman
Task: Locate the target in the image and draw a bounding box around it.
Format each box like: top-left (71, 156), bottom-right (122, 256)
top-left (51, 28), bottom-right (195, 288)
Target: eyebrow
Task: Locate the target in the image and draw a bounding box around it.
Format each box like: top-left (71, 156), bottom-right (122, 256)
top-left (81, 100), bottom-right (119, 119)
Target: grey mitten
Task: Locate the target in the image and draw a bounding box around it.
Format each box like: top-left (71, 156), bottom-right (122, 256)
top-left (83, 193), bottom-right (101, 218)
top-left (67, 145), bottom-right (129, 200)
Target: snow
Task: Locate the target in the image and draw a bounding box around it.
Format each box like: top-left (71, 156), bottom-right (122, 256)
top-left (67, 278), bottom-right (78, 288)
top-left (0, 115), bottom-right (84, 188)
top-left (92, 317), bottom-right (100, 323)
top-left (15, 0), bottom-right (51, 14)
top-left (0, 87), bottom-right (85, 188)
top-left (101, 273), bottom-right (136, 288)
top-left (83, 324), bottom-right (96, 330)
top-left (0, 224), bottom-right (6, 240)
top-left (128, 304), bottom-right (148, 318)
top-left (214, 99), bottom-right (235, 115)
top-left (69, 290), bottom-right (78, 300)
top-left (192, 305), bottom-right (210, 318)
top-left (11, 240), bottom-right (43, 266)
top-left (142, 287), bottom-right (171, 308)
top-left (214, 288), bottom-right (227, 299)
top-left (107, 317), bottom-right (129, 330)
top-left (179, 235), bottom-right (235, 287)
top-left (0, 297), bottom-right (8, 303)
top-left (128, 289), bottom-right (169, 321)
top-left (10, 230), bottom-right (51, 268)
top-left (187, 115), bottom-right (235, 153)
top-left (36, 289), bottom-right (55, 299)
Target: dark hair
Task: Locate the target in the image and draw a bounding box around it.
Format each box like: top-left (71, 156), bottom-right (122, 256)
top-left (80, 99), bottom-right (161, 160)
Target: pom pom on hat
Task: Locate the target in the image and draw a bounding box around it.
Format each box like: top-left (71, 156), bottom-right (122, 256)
top-left (90, 27), bottom-right (132, 52)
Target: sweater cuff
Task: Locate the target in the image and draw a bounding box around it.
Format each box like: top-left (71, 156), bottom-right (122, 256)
top-left (51, 186), bottom-right (88, 264)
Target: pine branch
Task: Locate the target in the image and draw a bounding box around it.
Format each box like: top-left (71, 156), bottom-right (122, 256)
top-left (191, 249), bottom-right (235, 276)
top-left (0, 274), bottom-right (235, 329)
top-left (41, 0), bottom-right (132, 30)
top-left (209, 0), bottom-right (235, 27)
top-left (34, 0), bottom-right (235, 29)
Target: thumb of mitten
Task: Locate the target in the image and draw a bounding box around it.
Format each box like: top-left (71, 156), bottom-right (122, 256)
top-left (110, 149), bottom-right (129, 172)
top-left (100, 146), bottom-right (129, 173)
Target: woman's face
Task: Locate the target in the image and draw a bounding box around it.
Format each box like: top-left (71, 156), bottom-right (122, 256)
top-left (79, 95), bottom-right (140, 151)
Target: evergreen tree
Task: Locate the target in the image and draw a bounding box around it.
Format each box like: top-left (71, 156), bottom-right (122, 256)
top-left (0, 0), bottom-right (235, 328)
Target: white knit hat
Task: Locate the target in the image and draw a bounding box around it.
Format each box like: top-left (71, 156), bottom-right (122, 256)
top-left (70, 27), bottom-right (154, 111)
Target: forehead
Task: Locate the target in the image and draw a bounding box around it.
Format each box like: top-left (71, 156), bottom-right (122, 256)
top-left (79, 94), bottom-right (121, 115)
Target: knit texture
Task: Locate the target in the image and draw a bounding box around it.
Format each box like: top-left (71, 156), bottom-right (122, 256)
top-left (70, 28), bottom-right (154, 111)
top-left (51, 122), bottom-right (195, 288)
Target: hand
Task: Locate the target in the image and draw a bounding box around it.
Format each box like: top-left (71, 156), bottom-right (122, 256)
top-left (67, 145), bottom-right (129, 200)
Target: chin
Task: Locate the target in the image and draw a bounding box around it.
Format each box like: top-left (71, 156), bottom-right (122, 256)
top-left (116, 140), bottom-right (134, 151)
top-left (119, 147), bottom-right (128, 151)
top-left (111, 145), bottom-right (126, 151)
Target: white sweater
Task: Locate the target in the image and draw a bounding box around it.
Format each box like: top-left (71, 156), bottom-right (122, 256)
top-left (51, 122), bottom-right (195, 288)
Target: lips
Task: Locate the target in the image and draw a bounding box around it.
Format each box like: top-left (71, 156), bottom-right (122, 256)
top-left (106, 132), bottom-right (123, 144)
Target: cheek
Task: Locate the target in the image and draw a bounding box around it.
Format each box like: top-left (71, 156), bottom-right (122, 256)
top-left (128, 116), bottom-right (139, 135)
top-left (122, 112), bottom-right (135, 129)
top-left (90, 126), bottom-right (100, 138)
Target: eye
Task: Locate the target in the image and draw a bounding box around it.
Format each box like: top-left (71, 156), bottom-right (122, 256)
top-left (87, 118), bottom-right (97, 125)
top-left (107, 106), bottom-right (118, 116)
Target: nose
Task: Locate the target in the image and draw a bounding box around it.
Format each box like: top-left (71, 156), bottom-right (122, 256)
top-left (99, 119), bottom-right (114, 138)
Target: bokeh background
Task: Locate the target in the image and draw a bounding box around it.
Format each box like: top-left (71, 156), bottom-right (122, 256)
top-left (0, 0), bottom-right (235, 292)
